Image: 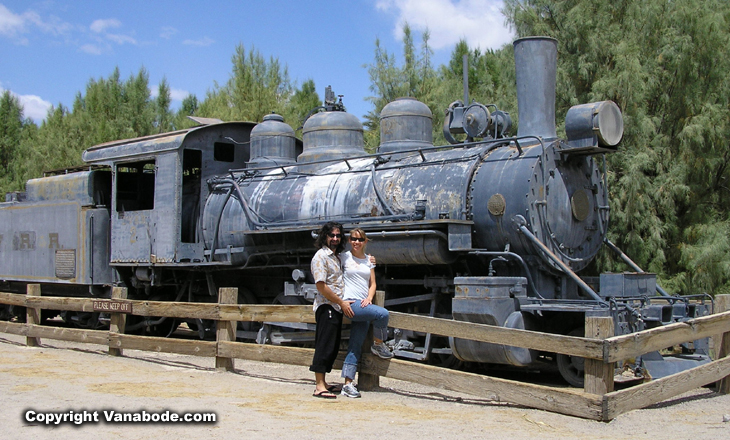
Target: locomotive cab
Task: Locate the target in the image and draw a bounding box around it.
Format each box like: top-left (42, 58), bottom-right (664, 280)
top-left (82, 122), bottom-right (256, 267)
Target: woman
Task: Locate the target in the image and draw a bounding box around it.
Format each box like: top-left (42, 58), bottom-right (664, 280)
top-left (338, 228), bottom-right (393, 398)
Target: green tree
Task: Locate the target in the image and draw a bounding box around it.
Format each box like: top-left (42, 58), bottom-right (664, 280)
top-left (503, 0), bottom-right (730, 296)
top-left (172, 94), bottom-right (200, 130)
top-left (0, 90), bottom-right (38, 195)
top-left (281, 79), bottom-right (321, 134)
top-left (154, 77), bottom-right (173, 133)
top-left (11, 67), bottom-right (159, 185)
top-left (69, 67), bottom-right (154, 147)
top-left (432, 39), bottom-right (515, 145)
top-left (364, 23), bottom-right (436, 151)
top-left (198, 44), bottom-right (292, 123)
top-left (121, 68), bottom-right (154, 138)
top-left (0, 91), bottom-right (23, 174)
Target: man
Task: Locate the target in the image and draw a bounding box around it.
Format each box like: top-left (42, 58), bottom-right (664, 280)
top-left (309, 221), bottom-right (354, 398)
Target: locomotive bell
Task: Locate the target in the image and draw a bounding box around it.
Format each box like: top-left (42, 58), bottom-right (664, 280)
top-left (249, 113), bottom-right (297, 167)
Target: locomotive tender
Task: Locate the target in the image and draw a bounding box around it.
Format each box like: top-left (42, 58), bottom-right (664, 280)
top-left (0, 37), bottom-right (711, 386)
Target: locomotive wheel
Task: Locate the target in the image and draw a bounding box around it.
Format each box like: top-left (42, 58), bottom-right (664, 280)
top-left (186, 318), bottom-right (215, 339)
top-left (142, 293), bottom-right (180, 337)
top-left (236, 288), bottom-right (259, 341)
top-left (430, 352), bottom-right (464, 370)
top-left (60, 311), bottom-right (105, 329)
top-left (428, 336), bottom-right (463, 369)
top-left (264, 293), bottom-right (312, 346)
top-left (556, 328), bottom-right (585, 387)
top-left (146, 317), bottom-right (179, 337)
top-left (124, 313), bottom-right (179, 337)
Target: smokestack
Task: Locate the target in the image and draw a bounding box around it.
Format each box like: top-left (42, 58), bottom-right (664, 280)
top-left (513, 37), bottom-right (558, 139)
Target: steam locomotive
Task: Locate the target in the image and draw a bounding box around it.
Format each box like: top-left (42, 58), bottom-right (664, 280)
top-left (0, 37), bottom-right (712, 386)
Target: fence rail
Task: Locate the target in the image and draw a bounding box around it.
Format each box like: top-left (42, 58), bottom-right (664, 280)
top-left (1, 286), bottom-right (728, 421)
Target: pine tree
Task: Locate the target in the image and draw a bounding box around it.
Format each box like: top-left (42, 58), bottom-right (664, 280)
top-left (364, 23), bottom-right (436, 151)
top-left (172, 94), bottom-right (200, 130)
top-left (503, 0), bottom-right (730, 296)
top-left (198, 44), bottom-right (292, 123)
top-left (282, 79), bottom-right (321, 134)
top-left (0, 91), bottom-right (23, 174)
top-left (155, 77), bottom-right (173, 133)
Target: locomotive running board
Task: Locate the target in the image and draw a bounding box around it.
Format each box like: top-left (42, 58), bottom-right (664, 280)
top-left (112, 260), bottom-right (233, 267)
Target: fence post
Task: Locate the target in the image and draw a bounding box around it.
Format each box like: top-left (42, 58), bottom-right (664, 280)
top-left (358, 290), bottom-right (385, 391)
top-left (584, 315), bottom-right (614, 395)
top-left (26, 284), bottom-right (41, 347)
top-left (216, 287), bottom-right (237, 372)
top-left (716, 294), bottom-right (730, 394)
top-left (109, 287), bottom-right (128, 356)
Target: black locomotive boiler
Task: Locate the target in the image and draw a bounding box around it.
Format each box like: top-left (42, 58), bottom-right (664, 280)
top-left (0, 37), bottom-right (711, 386)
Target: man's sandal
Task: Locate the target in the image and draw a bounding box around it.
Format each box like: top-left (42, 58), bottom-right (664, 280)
top-left (313, 389), bottom-right (337, 399)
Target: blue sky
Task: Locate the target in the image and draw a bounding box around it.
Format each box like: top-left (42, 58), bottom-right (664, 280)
top-left (0, 0), bottom-right (514, 124)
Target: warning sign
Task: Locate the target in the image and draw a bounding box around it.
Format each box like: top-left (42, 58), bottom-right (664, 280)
top-left (92, 300), bottom-right (132, 314)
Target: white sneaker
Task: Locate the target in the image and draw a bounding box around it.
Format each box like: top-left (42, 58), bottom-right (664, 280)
top-left (341, 383), bottom-right (361, 398)
top-left (371, 342), bottom-right (394, 359)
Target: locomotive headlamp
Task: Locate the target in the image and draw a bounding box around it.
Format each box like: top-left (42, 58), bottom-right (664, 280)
top-left (463, 103), bottom-right (491, 138)
top-left (565, 100), bottom-right (624, 153)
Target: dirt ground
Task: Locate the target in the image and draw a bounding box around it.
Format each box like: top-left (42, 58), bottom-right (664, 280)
top-left (1, 332), bottom-right (729, 440)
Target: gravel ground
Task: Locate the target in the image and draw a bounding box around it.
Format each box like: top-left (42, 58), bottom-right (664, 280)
top-left (1, 332), bottom-right (729, 440)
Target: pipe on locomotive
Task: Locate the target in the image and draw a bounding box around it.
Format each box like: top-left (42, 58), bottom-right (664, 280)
top-left (208, 176), bottom-right (421, 229)
top-left (514, 215), bottom-right (607, 305)
top-left (370, 163), bottom-right (396, 216)
top-left (468, 250), bottom-right (544, 299)
top-left (603, 238), bottom-right (674, 299)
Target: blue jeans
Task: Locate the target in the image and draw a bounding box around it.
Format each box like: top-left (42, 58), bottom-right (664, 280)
top-left (341, 300), bottom-right (389, 380)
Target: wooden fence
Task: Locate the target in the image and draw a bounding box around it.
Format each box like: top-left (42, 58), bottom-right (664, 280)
top-left (0, 285), bottom-right (728, 421)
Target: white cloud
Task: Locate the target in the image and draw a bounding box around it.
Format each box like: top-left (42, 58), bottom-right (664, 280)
top-left (0, 86), bottom-right (52, 123)
top-left (86, 18), bottom-right (136, 49)
top-left (376, 0), bottom-right (514, 51)
top-left (150, 86), bottom-right (190, 102)
top-left (0, 4), bottom-right (25, 37)
top-left (0, 4), bottom-right (73, 43)
top-left (24, 10), bottom-right (74, 36)
top-left (90, 18), bottom-right (121, 34)
top-left (80, 43), bottom-right (103, 55)
top-left (160, 26), bottom-right (177, 39)
top-left (19, 93), bottom-right (52, 122)
top-left (170, 88), bottom-right (189, 101)
top-left (183, 36), bottom-right (214, 47)
top-left (0, 3), bottom-right (74, 44)
top-left (106, 33), bottom-right (136, 45)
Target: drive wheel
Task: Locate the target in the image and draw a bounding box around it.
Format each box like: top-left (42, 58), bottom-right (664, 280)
top-left (235, 288), bottom-right (260, 341)
top-left (556, 328), bottom-right (585, 387)
top-left (147, 317), bottom-right (179, 337)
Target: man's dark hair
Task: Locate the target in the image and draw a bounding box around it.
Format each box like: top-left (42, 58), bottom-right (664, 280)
top-left (314, 221), bottom-right (345, 254)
